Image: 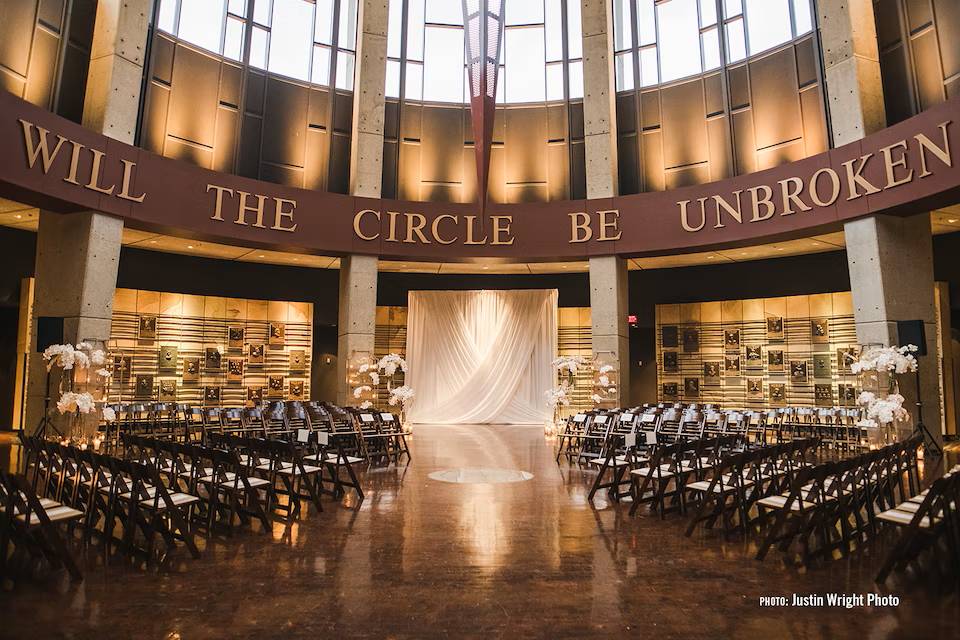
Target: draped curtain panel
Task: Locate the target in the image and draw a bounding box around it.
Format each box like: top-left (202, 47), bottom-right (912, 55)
top-left (406, 289), bottom-right (558, 425)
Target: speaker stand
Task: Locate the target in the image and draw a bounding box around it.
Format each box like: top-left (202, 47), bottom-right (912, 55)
top-left (33, 369), bottom-right (63, 440)
top-left (911, 368), bottom-right (942, 457)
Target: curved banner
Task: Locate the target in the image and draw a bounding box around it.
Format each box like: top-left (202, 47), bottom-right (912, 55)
top-left (1, 89), bottom-right (958, 261)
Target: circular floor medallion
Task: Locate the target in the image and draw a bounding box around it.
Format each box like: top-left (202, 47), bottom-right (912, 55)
top-left (428, 467), bottom-right (534, 484)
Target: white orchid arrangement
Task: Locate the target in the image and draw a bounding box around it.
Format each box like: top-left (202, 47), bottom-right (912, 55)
top-left (353, 385), bottom-right (372, 399)
top-left (56, 391), bottom-right (97, 414)
top-left (553, 355), bottom-right (588, 376)
top-left (378, 353), bottom-right (408, 377)
top-left (545, 380), bottom-right (571, 408)
top-left (850, 344), bottom-right (919, 375)
top-left (43, 343), bottom-right (114, 426)
top-left (857, 391), bottom-right (909, 429)
top-left (388, 385), bottom-right (415, 408)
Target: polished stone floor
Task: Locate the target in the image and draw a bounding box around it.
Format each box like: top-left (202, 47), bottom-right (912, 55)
top-left (1, 426), bottom-right (958, 639)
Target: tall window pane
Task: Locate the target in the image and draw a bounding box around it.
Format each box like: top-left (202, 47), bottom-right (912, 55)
top-left (178, 0), bottom-right (226, 53)
top-left (567, 0), bottom-right (582, 58)
top-left (407, 0), bottom-right (425, 60)
top-left (614, 0), bottom-right (632, 51)
top-left (269, 0), bottom-right (313, 81)
top-left (657, 0), bottom-right (701, 82)
top-left (546, 62), bottom-right (564, 100)
top-left (744, 0), bottom-right (791, 54)
top-left (699, 0), bottom-right (717, 27)
top-left (639, 47), bottom-right (657, 86)
top-left (224, 17), bottom-right (245, 61)
top-left (405, 61), bottom-right (424, 99)
top-left (423, 26), bottom-right (464, 102)
top-left (336, 50), bottom-right (355, 89)
top-left (425, 0), bottom-right (462, 25)
top-left (250, 26), bottom-right (269, 68)
top-left (637, 0), bottom-right (655, 46)
top-left (312, 45), bottom-right (331, 84)
top-left (545, 0), bottom-right (563, 62)
top-left (506, 0), bottom-right (543, 26)
top-left (615, 51), bottom-right (635, 91)
top-left (254, 0), bottom-right (272, 25)
top-left (157, 0), bottom-right (176, 32)
top-left (315, 0), bottom-right (334, 44)
top-left (387, 0), bottom-right (404, 58)
top-left (505, 26), bottom-right (546, 102)
top-left (701, 27), bottom-right (720, 71)
top-left (339, 0), bottom-right (358, 50)
top-left (568, 60), bottom-right (583, 99)
top-left (386, 59), bottom-right (401, 97)
top-left (725, 18), bottom-right (746, 62)
top-left (793, 0), bottom-right (813, 35)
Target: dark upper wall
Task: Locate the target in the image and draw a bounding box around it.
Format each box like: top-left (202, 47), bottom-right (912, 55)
top-left (0, 0), bottom-right (96, 124)
top-left (875, 0), bottom-right (960, 125)
top-left (139, 33), bottom-right (354, 193)
top-left (382, 100), bottom-right (586, 204)
top-left (617, 35), bottom-right (828, 194)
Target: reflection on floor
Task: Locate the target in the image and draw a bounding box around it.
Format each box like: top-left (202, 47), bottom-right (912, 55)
top-left (1, 424), bottom-right (958, 639)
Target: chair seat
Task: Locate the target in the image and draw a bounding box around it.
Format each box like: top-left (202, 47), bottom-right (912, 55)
top-left (588, 456), bottom-right (631, 467)
top-left (305, 453), bottom-right (365, 465)
top-left (16, 504), bottom-right (84, 526)
top-left (140, 492), bottom-right (201, 509)
top-left (756, 495), bottom-right (819, 511)
top-left (876, 507), bottom-right (934, 528)
top-left (686, 480), bottom-right (738, 493)
top-left (631, 467), bottom-right (674, 478)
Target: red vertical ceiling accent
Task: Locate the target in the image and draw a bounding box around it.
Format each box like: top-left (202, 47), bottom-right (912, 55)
top-left (462, 0), bottom-right (505, 213)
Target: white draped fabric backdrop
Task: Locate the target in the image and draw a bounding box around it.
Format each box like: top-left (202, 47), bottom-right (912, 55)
top-left (405, 289), bottom-right (558, 425)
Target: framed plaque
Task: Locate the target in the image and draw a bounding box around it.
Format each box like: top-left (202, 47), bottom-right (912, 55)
top-left (790, 360), bottom-right (808, 383)
top-left (724, 355), bottom-right (741, 374)
top-left (203, 386), bottom-right (221, 404)
top-left (662, 382), bottom-right (678, 399)
top-left (746, 378), bottom-right (763, 398)
top-left (227, 358), bottom-right (244, 381)
top-left (837, 346), bottom-right (858, 373)
top-left (769, 383), bottom-right (786, 405)
top-left (135, 374), bottom-right (154, 398)
top-left (663, 351), bottom-right (679, 373)
top-left (158, 345), bottom-right (178, 372)
top-left (838, 384), bottom-right (857, 406)
top-left (204, 347), bottom-right (222, 371)
top-left (138, 315), bottom-right (157, 340)
top-left (247, 386), bottom-right (265, 404)
top-left (248, 343), bottom-right (265, 364)
top-left (228, 326), bottom-right (245, 348)
top-left (289, 349), bottom-right (306, 371)
top-left (661, 325), bottom-right (679, 348)
top-left (815, 383), bottom-right (833, 406)
top-left (724, 329), bottom-right (740, 349)
top-left (113, 355), bottom-right (132, 381)
top-left (703, 361), bottom-right (721, 381)
top-left (682, 327), bottom-right (700, 353)
top-left (268, 375), bottom-right (285, 397)
top-left (683, 377), bottom-right (700, 398)
top-left (159, 379), bottom-right (177, 401)
top-left (767, 349), bottom-right (784, 372)
top-left (745, 345), bottom-right (762, 364)
top-left (813, 353), bottom-right (832, 379)
top-left (811, 318), bottom-right (829, 343)
top-left (269, 322), bottom-right (285, 346)
top-left (183, 357), bottom-right (200, 382)
top-left (289, 379), bottom-right (304, 400)
top-left (766, 316), bottom-right (784, 340)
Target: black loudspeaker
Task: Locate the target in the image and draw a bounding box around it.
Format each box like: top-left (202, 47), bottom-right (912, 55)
top-left (36, 316), bottom-right (64, 352)
top-left (896, 320), bottom-right (927, 356)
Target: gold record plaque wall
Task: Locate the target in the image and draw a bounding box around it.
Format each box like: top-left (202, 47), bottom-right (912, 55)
top-left (656, 293), bottom-right (858, 409)
top-left (108, 289), bottom-right (312, 406)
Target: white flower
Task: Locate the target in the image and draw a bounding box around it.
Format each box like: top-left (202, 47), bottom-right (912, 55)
top-left (369, 372), bottom-right (380, 385)
top-left (388, 385), bottom-right (415, 407)
top-left (859, 392), bottom-right (909, 426)
top-left (553, 355), bottom-right (588, 375)
top-left (598, 375), bottom-right (610, 387)
top-left (359, 363), bottom-right (371, 373)
top-left (607, 387), bottom-right (617, 394)
top-left (56, 391), bottom-right (96, 414)
top-left (359, 401), bottom-right (372, 409)
top-left (851, 345), bottom-right (919, 374)
top-left (378, 353), bottom-right (408, 378)
top-left (353, 385), bottom-right (372, 399)
top-left (101, 406), bottom-right (116, 422)
top-left (599, 365), bottom-right (614, 374)
top-left (590, 393), bottom-right (604, 405)
top-left (545, 381), bottom-right (571, 408)
top-left (96, 368), bottom-right (111, 378)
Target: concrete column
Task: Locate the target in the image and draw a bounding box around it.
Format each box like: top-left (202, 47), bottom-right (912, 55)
top-left (590, 256), bottom-right (629, 407)
top-left (349, 0), bottom-right (388, 197)
top-left (83, 0), bottom-right (151, 144)
top-left (337, 255), bottom-right (378, 406)
top-left (845, 214), bottom-right (942, 444)
top-left (25, 211), bottom-right (124, 433)
top-left (336, 0), bottom-right (386, 405)
top-left (580, 0), bottom-right (618, 198)
top-left (581, 1), bottom-right (627, 403)
top-left (818, 0), bottom-right (886, 144)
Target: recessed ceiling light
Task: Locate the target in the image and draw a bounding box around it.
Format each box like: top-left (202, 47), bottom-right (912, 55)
top-left (561, 265), bottom-right (567, 269)
top-left (949, 218), bottom-right (958, 223)
top-left (776, 247), bottom-right (783, 251)
top-left (14, 214), bottom-right (21, 219)
top-left (187, 245), bottom-right (194, 249)
top-left (482, 266), bottom-right (489, 270)
top-left (258, 254), bottom-right (264, 258)
top-left (149, 240), bottom-right (157, 244)
top-left (706, 255), bottom-right (714, 259)
top-left (740, 252), bottom-right (747, 256)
